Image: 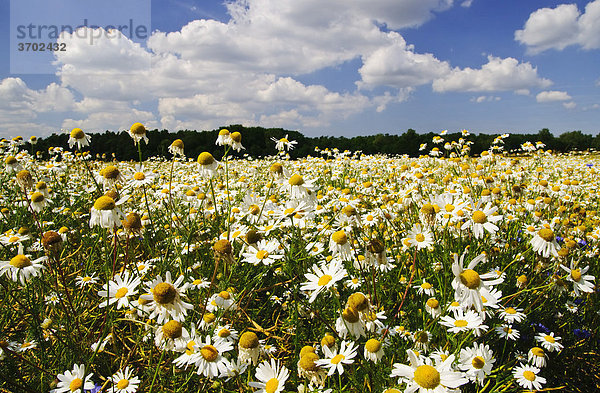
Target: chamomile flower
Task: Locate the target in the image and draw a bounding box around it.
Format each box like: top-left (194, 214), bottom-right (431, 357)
top-left (452, 252), bottom-right (498, 313)
top-left (68, 128), bottom-right (91, 149)
top-left (0, 251), bottom-right (46, 285)
top-left (535, 332), bottom-right (563, 352)
top-left (128, 122), bottom-right (148, 145)
top-left (364, 338), bottom-right (384, 363)
top-left (249, 358), bottom-right (289, 393)
top-left (169, 139), bottom-right (185, 157)
top-left (390, 350), bottom-right (468, 393)
top-left (560, 262), bottom-right (595, 296)
top-left (461, 202), bottom-right (502, 239)
top-left (415, 279), bottom-right (436, 296)
top-left (530, 227), bottom-right (560, 258)
top-left (406, 224), bottom-right (434, 250)
top-left (197, 152), bottom-right (220, 178)
top-left (97, 271), bottom-right (141, 310)
top-left (190, 335), bottom-right (233, 378)
top-left (51, 364), bottom-right (95, 393)
top-left (316, 340), bottom-right (358, 376)
top-left (215, 129), bottom-right (231, 146)
top-left (498, 306), bottom-right (526, 323)
top-left (89, 195), bottom-right (125, 229)
top-left (76, 273), bottom-right (99, 287)
top-left (140, 271), bottom-right (193, 324)
top-left (495, 324), bottom-right (520, 341)
top-left (459, 342), bottom-right (495, 386)
top-left (242, 239), bottom-right (284, 266)
top-left (271, 134), bottom-right (297, 151)
top-left (513, 363), bottom-right (546, 391)
top-left (528, 347), bottom-right (547, 368)
top-left (110, 367), bottom-right (140, 393)
top-left (440, 309), bottom-right (486, 335)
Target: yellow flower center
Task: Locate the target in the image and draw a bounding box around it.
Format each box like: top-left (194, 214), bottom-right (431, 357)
top-left (219, 291), bottom-right (230, 300)
top-left (415, 233), bottom-right (425, 243)
top-left (421, 282), bottom-right (432, 290)
top-left (445, 204), bottom-right (455, 212)
top-left (504, 307), bottom-right (516, 314)
top-left (265, 378), bottom-right (279, 393)
top-left (218, 328), bottom-right (231, 338)
top-left (203, 313), bottom-right (216, 323)
top-left (256, 250), bottom-right (269, 260)
top-left (280, 138), bottom-right (289, 143)
top-left (153, 282), bottom-right (177, 305)
top-left (348, 292), bottom-right (368, 311)
top-left (115, 287), bottom-right (128, 299)
top-left (318, 274), bottom-right (333, 286)
top-left (531, 347), bottom-right (545, 357)
top-left (239, 332), bottom-right (259, 349)
top-left (426, 298), bottom-right (439, 308)
top-left (31, 192), bottom-right (45, 203)
top-left (299, 353), bottom-right (320, 371)
top-left (70, 128), bottom-right (85, 139)
top-left (213, 239), bottom-right (232, 254)
top-left (544, 335), bottom-right (555, 343)
top-left (342, 307), bottom-right (360, 323)
top-left (454, 319), bottom-right (468, 327)
top-left (365, 339), bottom-right (381, 353)
top-left (472, 356), bottom-right (485, 369)
top-left (8, 236), bottom-right (19, 243)
top-left (197, 152), bottom-right (215, 165)
top-left (10, 255), bottom-right (31, 268)
top-left (331, 354), bottom-right (345, 364)
top-left (460, 269), bottom-right (481, 289)
top-left (5, 156), bottom-right (17, 165)
top-left (332, 230), bottom-right (347, 245)
top-left (116, 379), bottom-right (129, 389)
top-left (162, 320), bottom-right (183, 339)
top-left (134, 172), bottom-right (146, 181)
top-left (413, 364), bottom-right (441, 389)
top-left (571, 269), bottom-right (582, 282)
top-left (230, 132), bottom-right (242, 143)
top-left (130, 122), bottom-right (146, 135)
top-left (219, 129), bottom-right (230, 136)
top-left (249, 204), bottom-right (260, 215)
top-left (171, 139), bottom-right (184, 149)
top-left (415, 331), bottom-right (429, 343)
top-left (421, 203), bottom-right (435, 215)
top-left (69, 378), bottom-right (83, 391)
top-left (289, 174), bottom-right (304, 186)
top-left (472, 210), bottom-right (487, 223)
top-left (102, 166), bottom-right (120, 179)
top-left (538, 228), bottom-right (554, 242)
top-left (93, 196), bottom-right (116, 211)
top-left (200, 345), bottom-right (219, 361)
top-left (523, 370), bottom-right (536, 381)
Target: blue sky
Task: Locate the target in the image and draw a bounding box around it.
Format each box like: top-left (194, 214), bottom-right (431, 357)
top-left (1, 0), bottom-right (599, 138)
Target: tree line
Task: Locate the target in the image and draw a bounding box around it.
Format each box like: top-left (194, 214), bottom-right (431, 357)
top-left (32, 126), bottom-right (600, 161)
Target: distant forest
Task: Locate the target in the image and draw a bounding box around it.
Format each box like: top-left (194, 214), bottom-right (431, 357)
top-left (32, 126), bottom-right (600, 161)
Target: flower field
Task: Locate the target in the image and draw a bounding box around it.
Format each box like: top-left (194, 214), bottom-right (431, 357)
top-left (1, 127), bottom-right (598, 393)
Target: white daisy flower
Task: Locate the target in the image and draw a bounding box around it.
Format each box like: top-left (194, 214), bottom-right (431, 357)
top-left (390, 350), bottom-right (468, 393)
top-left (513, 363), bottom-right (546, 391)
top-left (528, 347), bottom-right (547, 368)
top-left (459, 342), bottom-right (495, 386)
top-left (249, 358), bottom-right (289, 393)
top-left (300, 259), bottom-right (347, 303)
top-left (461, 202), bottom-right (502, 239)
top-left (316, 340), bottom-right (358, 376)
top-left (189, 335), bottom-right (233, 378)
top-left (110, 366), bottom-right (141, 393)
top-left (140, 271), bottom-right (193, 324)
top-left (51, 364), bottom-right (95, 393)
top-left (535, 332), bottom-right (563, 352)
top-left (439, 309), bottom-right (487, 335)
top-left (97, 271), bottom-right (141, 310)
top-left (560, 262), bottom-right (595, 296)
top-left (0, 250), bottom-right (46, 285)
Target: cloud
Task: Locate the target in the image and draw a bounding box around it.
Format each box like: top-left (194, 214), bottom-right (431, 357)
top-left (461, 0), bottom-right (473, 8)
top-left (515, 0), bottom-right (600, 54)
top-left (562, 101), bottom-right (576, 109)
top-left (536, 90), bottom-right (572, 102)
top-left (432, 56), bottom-right (552, 93)
top-left (0, 78), bottom-right (75, 136)
top-left (471, 95), bottom-right (501, 103)
top-left (357, 34), bottom-right (451, 89)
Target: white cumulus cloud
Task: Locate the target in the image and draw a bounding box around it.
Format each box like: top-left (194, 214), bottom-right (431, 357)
top-left (536, 90), bottom-right (572, 102)
top-left (432, 56), bottom-right (552, 93)
top-left (515, 0), bottom-right (600, 54)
